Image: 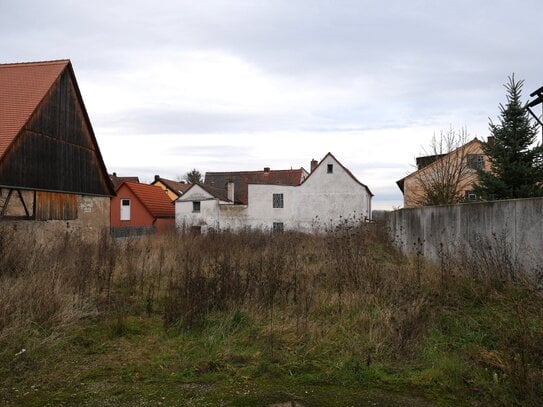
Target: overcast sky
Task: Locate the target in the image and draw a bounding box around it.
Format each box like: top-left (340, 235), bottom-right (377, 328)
top-left (2, 0), bottom-right (542, 209)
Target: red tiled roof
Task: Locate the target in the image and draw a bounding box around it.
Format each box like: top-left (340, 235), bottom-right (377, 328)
top-left (0, 60), bottom-right (70, 159)
top-left (205, 169), bottom-right (305, 204)
top-left (120, 181), bottom-right (174, 218)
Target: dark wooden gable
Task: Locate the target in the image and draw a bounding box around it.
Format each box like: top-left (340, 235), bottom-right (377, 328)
top-left (0, 65), bottom-right (114, 196)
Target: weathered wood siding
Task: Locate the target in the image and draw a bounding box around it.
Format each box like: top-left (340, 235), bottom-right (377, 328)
top-left (35, 191), bottom-right (77, 220)
top-left (0, 68), bottom-right (111, 196)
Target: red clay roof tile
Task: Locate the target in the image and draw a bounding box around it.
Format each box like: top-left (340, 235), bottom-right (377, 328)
top-left (0, 60), bottom-right (69, 159)
top-left (120, 181), bottom-right (174, 218)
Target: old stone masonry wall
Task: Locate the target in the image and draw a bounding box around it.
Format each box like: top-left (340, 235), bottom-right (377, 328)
top-left (385, 197), bottom-right (543, 277)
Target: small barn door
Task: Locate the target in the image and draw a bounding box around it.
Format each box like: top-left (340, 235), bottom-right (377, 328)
top-left (120, 199), bottom-right (131, 220)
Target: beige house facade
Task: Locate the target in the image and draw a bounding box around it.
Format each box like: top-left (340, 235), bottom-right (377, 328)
top-left (397, 138), bottom-right (492, 208)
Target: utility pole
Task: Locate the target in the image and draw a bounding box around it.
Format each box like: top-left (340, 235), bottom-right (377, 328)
top-left (525, 85), bottom-right (543, 143)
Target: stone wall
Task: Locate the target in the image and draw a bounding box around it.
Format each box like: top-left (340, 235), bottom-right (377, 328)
top-left (385, 197), bottom-right (543, 276)
top-left (1, 195), bottom-right (110, 245)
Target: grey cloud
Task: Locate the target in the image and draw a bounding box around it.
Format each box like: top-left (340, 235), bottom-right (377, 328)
top-left (3, 0), bottom-right (543, 209)
top-left (97, 108), bottom-right (307, 135)
top-left (164, 145), bottom-right (253, 158)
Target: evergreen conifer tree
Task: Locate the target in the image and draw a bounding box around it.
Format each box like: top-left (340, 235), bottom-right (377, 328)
top-left (184, 169), bottom-right (203, 184)
top-left (475, 75), bottom-right (543, 200)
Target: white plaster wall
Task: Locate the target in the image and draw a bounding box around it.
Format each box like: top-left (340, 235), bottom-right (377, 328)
top-left (174, 156), bottom-right (372, 233)
top-left (175, 185), bottom-right (220, 232)
top-left (294, 155), bottom-right (371, 231)
top-left (219, 204), bottom-right (249, 230)
top-left (246, 184), bottom-right (297, 230)
top-left (176, 199), bottom-right (219, 232)
top-left (244, 155), bottom-right (371, 232)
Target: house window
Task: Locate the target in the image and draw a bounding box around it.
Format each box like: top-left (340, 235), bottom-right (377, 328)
top-left (467, 154), bottom-right (485, 170)
top-left (120, 199), bottom-right (130, 221)
top-left (327, 164), bottom-right (333, 173)
top-left (193, 201), bottom-right (201, 213)
top-left (273, 222), bottom-right (284, 232)
top-left (272, 193), bottom-right (284, 208)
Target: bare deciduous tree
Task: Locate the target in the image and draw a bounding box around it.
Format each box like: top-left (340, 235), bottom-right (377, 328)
top-left (412, 127), bottom-right (472, 206)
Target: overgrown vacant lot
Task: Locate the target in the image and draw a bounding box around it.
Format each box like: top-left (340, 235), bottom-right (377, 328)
top-left (0, 224), bottom-right (542, 406)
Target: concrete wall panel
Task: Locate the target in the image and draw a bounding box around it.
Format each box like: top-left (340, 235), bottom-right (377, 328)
top-left (386, 197), bottom-right (543, 275)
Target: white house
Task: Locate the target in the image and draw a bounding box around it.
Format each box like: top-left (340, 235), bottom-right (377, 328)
top-left (175, 153), bottom-right (373, 233)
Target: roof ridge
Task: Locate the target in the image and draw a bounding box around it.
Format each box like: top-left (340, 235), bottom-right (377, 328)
top-left (206, 168), bottom-right (302, 175)
top-left (0, 59), bottom-right (70, 68)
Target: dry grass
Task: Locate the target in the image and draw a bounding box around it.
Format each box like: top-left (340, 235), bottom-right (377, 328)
top-left (0, 221), bottom-right (542, 404)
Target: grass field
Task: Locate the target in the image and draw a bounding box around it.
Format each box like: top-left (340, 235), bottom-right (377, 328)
top-left (1, 223), bottom-right (542, 406)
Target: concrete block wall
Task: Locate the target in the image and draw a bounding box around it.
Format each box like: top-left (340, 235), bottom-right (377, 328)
top-left (385, 197), bottom-right (543, 276)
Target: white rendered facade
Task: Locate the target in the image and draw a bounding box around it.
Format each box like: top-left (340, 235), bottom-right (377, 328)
top-left (176, 154), bottom-right (372, 233)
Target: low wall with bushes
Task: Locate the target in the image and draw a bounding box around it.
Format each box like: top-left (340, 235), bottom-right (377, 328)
top-left (386, 197), bottom-right (543, 277)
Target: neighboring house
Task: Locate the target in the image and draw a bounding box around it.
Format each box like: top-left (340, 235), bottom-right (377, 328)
top-left (176, 153), bottom-right (373, 233)
top-left (151, 175), bottom-right (191, 201)
top-left (396, 138), bottom-right (491, 208)
top-left (0, 60), bottom-right (114, 240)
top-left (110, 173), bottom-right (140, 189)
top-left (111, 181), bottom-right (175, 236)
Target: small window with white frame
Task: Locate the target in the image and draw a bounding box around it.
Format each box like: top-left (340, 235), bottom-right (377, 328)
top-left (193, 201), bottom-right (201, 212)
top-left (120, 199), bottom-right (130, 221)
top-left (272, 193), bottom-right (284, 208)
top-left (327, 164), bottom-right (333, 173)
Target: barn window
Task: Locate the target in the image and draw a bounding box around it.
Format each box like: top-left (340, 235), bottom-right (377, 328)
top-left (272, 193), bottom-right (284, 208)
top-left (120, 199), bottom-right (131, 221)
top-left (193, 201), bottom-right (201, 212)
top-left (327, 164), bottom-right (333, 173)
top-left (273, 222), bottom-right (284, 232)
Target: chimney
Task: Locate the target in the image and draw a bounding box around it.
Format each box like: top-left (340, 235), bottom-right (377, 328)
top-left (154, 174), bottom-right (160, 182)
top-left (227, 181), bottom-right (235, 202)
top-left (264, 167), bottom-right (270, 172)
top-left (487, 136), bottom-right (495, 147)
top-left (310, 159), bottom-right (318, 172)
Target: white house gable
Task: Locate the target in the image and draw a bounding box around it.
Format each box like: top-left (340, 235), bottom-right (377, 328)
top-left (175, 153), bottom-right (372, 233)
top-left (178, 185), bottom-right (214, 202)
top-left (293, 154), bottom-right (372, 229)
top-left (176, 184), bottom-right (221, 233)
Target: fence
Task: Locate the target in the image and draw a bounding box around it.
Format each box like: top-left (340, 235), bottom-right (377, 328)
top-left (385, 197), bottom-right (543, 276)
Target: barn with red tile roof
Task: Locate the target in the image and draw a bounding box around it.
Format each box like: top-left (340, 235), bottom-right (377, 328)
top-left (0, 59), bottom-right (113, 240)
